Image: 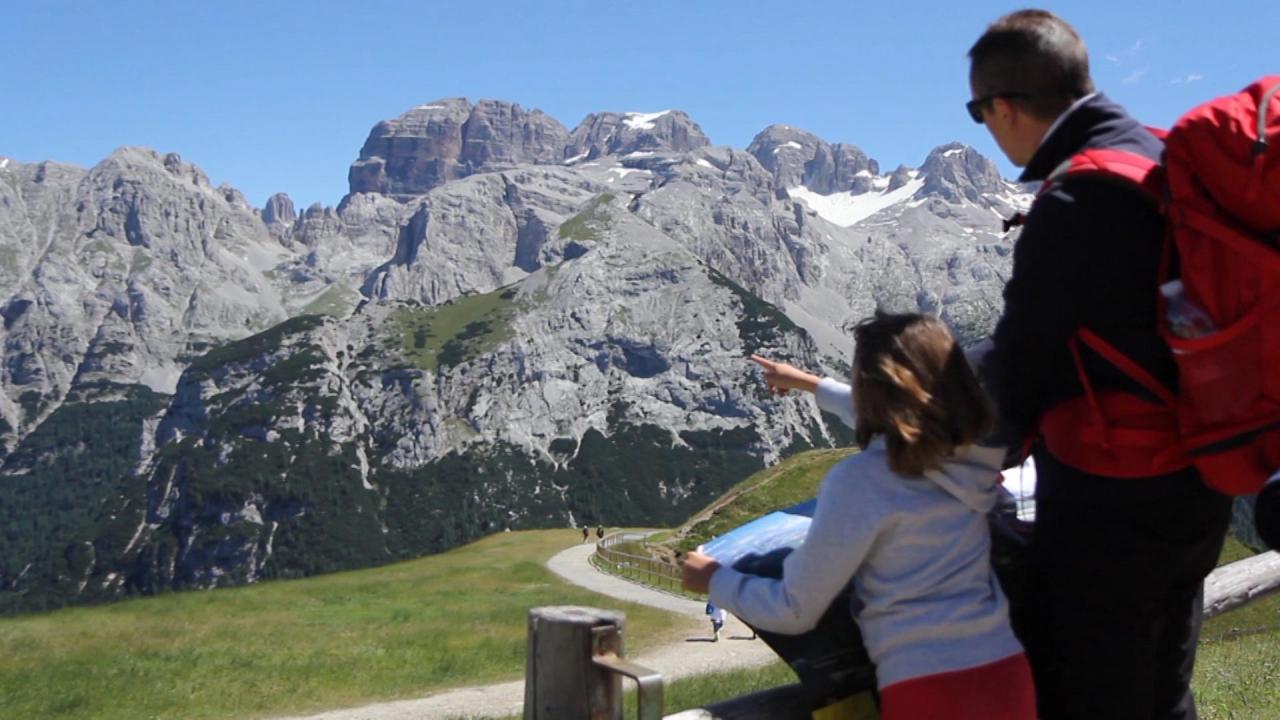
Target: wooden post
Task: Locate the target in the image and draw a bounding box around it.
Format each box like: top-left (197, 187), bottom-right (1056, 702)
top-left (525, 605), bottom-right (664, 720)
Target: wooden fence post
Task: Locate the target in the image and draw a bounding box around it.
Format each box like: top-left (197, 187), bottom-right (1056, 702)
top-left (524, 605), bottom-right (664, 720)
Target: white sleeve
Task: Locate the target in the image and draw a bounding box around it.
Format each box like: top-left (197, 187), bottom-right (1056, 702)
top-left (708, 463), bottom-right (884, 634)
top-left (815, 377), bottom-right (856, 430)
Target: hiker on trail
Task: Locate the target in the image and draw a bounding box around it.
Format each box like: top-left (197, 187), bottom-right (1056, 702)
top-left (582, 526), bottom-right (590, 543)
top-left (966, 11), bottom-right (1233, 719)
top-left (683, 315), bottom-right (1035, 720)
top-left (705, 601), bottom-right (727, 642)
top-left (596, 525), bottom-right (605, 540)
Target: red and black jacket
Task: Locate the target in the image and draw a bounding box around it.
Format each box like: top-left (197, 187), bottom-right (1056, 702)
top-left (980, 94), bottom-right (1176, 462)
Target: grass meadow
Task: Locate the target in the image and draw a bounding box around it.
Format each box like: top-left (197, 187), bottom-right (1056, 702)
top-left (0, 529), bottom-right (697, 720)
top-left (1195, 539), bottom-right (1280, 719)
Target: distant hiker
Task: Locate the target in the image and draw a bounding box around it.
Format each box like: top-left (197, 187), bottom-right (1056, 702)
top-left (967, 11), bottom-right (1235, 719)
top-left (705, 601), bottom-right (727, 642)
top-left (595, 525), bottom-right (604, 540)
top-left (685, 315), bottom-right (1034, 720)
top-left (582, 526), bottom-right (590, 543)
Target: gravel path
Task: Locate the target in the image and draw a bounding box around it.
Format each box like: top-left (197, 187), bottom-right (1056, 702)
top-left (274, 541), bottom-right (778, 720)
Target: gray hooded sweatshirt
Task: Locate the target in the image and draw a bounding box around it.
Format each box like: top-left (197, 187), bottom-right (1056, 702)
top-left (707, 378), bottom-right (1023, 689)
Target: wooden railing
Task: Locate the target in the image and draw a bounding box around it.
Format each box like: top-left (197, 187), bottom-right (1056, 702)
top-left (525, 550), bottom-right (1280, 719)
top-left (593, 531), bottom-right (685, 595)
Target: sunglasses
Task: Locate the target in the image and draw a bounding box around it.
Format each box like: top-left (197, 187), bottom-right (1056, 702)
top-left (966, 92), bottom-right (1032, 123)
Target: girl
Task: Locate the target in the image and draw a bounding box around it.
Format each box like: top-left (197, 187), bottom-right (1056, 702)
top-left (681, 313), bottom-right (1035, 720)
top-left (705, 601), bottom-right (727, 641)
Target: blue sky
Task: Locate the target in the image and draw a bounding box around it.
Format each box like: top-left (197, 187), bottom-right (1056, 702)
top-left (4, 1), bottom-right (1275, 210)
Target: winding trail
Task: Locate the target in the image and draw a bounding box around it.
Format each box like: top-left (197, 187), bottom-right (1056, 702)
top-left (275, 541), bottom-right (777, 720)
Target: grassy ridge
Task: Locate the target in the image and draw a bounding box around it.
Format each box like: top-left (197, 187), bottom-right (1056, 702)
top-left (656, 447), bottom-right (855, 554)
top-left (0, 530), bottom-right (696, 720)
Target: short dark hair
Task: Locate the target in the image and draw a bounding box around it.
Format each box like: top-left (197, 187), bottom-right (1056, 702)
top-left (851, 313), bottom-right (994, 477)
top-left (968, 9), bottom-right (1095, 122)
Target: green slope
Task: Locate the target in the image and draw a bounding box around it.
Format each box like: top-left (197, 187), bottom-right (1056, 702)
top-left (653, 447), bottom-right (856, 555)
top-left (0, 529), bottom-right (695, 720)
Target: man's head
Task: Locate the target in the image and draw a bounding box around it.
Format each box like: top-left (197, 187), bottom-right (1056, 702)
top-left (967, 10), bottom-right (1095, 166)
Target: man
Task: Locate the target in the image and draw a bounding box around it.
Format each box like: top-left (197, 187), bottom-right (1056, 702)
top-left (968, 10), bottom-right (1232, 720)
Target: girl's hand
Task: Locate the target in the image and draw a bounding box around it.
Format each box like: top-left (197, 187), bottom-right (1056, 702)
top-left (679, 549), bottom-right (722, 594)
top-left (750, 355), bottom-right (821, 396)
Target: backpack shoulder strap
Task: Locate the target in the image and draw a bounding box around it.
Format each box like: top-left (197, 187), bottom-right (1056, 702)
top-left (1004, 147), bottom-right (1167, 230)
top-left (1044, 148), bottom-right (1166, 206)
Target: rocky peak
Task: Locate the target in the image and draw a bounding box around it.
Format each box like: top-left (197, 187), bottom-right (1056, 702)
top-left (820, 143), bottom-right (879, 195)
top-left (261, 192), bottom-right (296, 226)
top-left (746, 125), bottom-right (878, 195)
top-left (347, 98), bottom-right (569, 197)
top-left (886, 164), bottom-right (916, 192)
top-left (565, 110), bottom-right (710, 162)
top-left (101, 148), bottom-right (213, 190)
top-left (746, 125), bottom-right (822, 188)
top-left (460, 99), bottom-right (568, 167)
top-left (918, 143), bottom-right (1006, 204)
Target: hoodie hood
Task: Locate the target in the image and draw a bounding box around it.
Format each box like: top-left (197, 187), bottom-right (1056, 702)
top-left (923, 444), bottom-right (1005, 513)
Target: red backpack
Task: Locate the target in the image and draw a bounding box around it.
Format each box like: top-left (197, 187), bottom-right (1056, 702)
top-left (1034, 76), bottom-right (1280, 496)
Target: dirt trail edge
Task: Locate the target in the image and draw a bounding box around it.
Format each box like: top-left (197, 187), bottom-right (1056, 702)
top-left (272, 540), bottom-right (778, 720)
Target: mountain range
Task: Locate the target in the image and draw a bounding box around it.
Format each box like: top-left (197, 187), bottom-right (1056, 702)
top-left (0, 98), bottom-right (1030, 613)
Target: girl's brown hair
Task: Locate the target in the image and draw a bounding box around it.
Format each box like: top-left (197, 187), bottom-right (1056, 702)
top-left (851, 312), bottom-right (994, 476)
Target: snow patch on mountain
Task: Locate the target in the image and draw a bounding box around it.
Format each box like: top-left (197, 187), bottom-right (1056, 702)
top-left (623, 110), bottom-right (672, 130)
top-left (607, 167), bottom-right (649, 181)
top-left (1003, 184), bottom-right (1036, 207)
top-left (787, 178), bottom-right (926, 227)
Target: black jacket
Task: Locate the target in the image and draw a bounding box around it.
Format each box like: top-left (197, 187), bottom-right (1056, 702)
top-left (982, 93), bottom-right (1176, 446)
